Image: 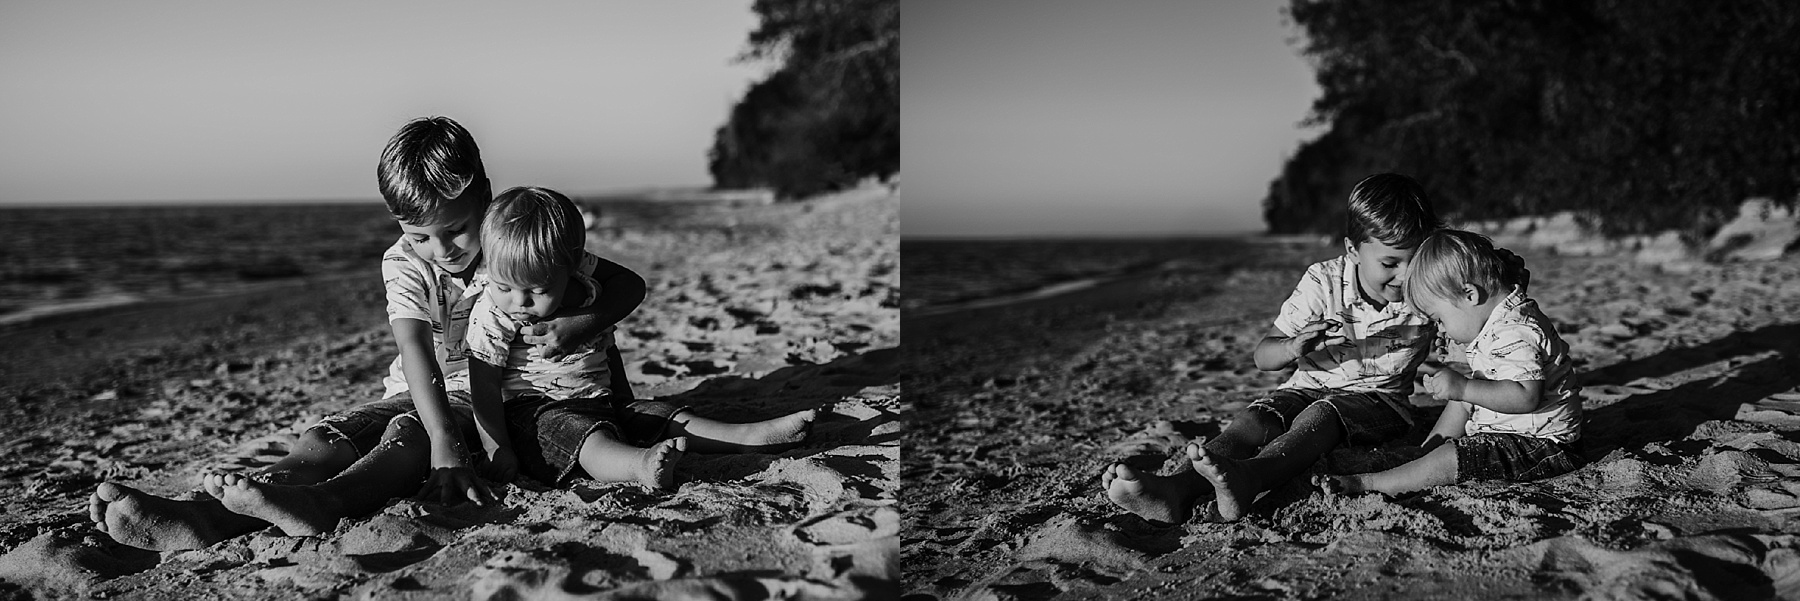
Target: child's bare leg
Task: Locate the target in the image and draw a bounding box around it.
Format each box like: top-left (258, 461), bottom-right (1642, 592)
top-left (208, 417), bottom-right (434, 536)
top-left (255, 425), bottom-right (363, 485)
top-left (1323, 443), bottom-right (1458, 495)
top-left (1190, 402), bottom-right (1345, 522)
top-left (578, 432), bottom-right (688, 490)
top-left (1205, 407), bottom-right (1288, 459)
top-left (1102, 409), bottom-right (1285, 523)
top-left (88, 484), bottom-right (266, 551)
top-left (666, 410), bottom-right (815, 454)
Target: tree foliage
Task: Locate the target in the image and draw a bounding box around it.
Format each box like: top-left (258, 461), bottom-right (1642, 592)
top-left (1266, 0), bottom-right (1800, 240)
top-left (709, 0), bottom-right (898, 200)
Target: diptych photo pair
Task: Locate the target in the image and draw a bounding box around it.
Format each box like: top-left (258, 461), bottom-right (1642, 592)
top-left (4, 1), bottom-right (1800, 599)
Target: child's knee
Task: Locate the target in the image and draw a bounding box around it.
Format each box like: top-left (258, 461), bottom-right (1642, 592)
top-left (1233, 405), bottom-right (1286, 436)
top-left (382, 414), bottom-right (432, 444)
top-left (298, 425), bottom-right (355, 453)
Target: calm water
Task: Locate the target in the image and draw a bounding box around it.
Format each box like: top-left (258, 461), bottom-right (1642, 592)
top-left (900, 236), bottom-right (1323, 312)
top-left (0, 198), bottom-right (737, 325)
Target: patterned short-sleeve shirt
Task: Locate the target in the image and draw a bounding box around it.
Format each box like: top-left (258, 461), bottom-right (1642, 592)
top-left (379, 238), bottom-right (479, 399)
top-left (463, 251), bottom-right (617, 402)
top-left (1272, 255), bottom-right (1436, 394)
top-left (1462, 289), bottom-right (1581, 443)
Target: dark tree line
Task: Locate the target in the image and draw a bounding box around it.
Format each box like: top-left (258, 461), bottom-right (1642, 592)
top-left (709, 0), bottom-right (898, 200)
top-left (1265, 0), bottom-right (1800, 241)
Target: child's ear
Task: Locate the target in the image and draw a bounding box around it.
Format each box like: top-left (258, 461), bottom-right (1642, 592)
top-left (1461, 282), bottom-right (1486, 305)
top-left (1343, 238), bottom-right (1358, 260)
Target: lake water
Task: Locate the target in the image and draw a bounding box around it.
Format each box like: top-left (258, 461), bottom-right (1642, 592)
top-left (0, 198), bottom-right (741, 326)
top-left (901, 236), bottom-right (1327, 315)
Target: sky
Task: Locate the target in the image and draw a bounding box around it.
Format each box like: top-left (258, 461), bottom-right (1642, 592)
top-left (0, 2), bottom-right (767, 205)
top-left (902, 0), bottom-right (1324, 237)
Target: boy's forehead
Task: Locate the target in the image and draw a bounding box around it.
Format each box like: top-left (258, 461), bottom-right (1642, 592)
top-left (1355, 239), bottom-right (1417, 259)
top-left (401, 202), bottom-right (478, 229)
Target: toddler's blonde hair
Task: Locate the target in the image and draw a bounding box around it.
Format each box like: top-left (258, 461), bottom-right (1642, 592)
top-left (481, 186), bottom-right (585, 287)
top-left (1404, 229), bottom-right (1520, 305)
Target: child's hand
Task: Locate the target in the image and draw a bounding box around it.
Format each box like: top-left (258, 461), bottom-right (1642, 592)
top-left (418, 464), bottom-right (496, 507)
top-left (522, 321), bottom-right (592, 361)
top-left (1418, 362), bottom-right (1467, 401)
top-left (479, 446), bottom-right (519, 484)
top-left (1288, 319), bottom-right (1348, 359)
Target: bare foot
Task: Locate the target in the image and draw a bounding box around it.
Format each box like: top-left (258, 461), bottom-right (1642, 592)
top-left (1101, 463), bottom-right (1202, 524)
top-left (88, 482), bottom-right (260, 551)
top-left (681, 410), bottom-right (817, 453)
top-left (1187, 439), bottom-right (1260, 522)
top-left (206, 472), bottom-right (343, 537)
top-left (636, 437), bottom-right (688, 490)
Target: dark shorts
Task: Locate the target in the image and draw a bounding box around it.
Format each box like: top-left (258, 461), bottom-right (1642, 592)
top-left (313, 391), bottom-right (478, 456)
top-left (505, 396), bottom-right (686, 486)
top-left (1453, 433), bottom-right (1583, 482)
top-left (1245, 388), bottom-right (1415, 446)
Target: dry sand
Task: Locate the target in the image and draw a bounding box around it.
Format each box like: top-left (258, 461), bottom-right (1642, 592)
top-left (903, 241), bottom-right (1800, 600)
top-left (0, 188), bottom-right (899, 600)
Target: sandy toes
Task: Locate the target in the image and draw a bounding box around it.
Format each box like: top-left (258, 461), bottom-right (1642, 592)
top-left (88, 482), bottom-right (251, 551)
top-left (1101, 463), bottom-right (1200, 525)
top-left (1186, 439), bottom-right (1259, 522)
top-left (638, 437), bottom-right (688, 490)
top-left (206, 472), bottom-right (342, 537)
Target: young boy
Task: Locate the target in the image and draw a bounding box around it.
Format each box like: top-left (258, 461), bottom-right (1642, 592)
top-left (465, 186), bottom-right (816, 490)
top-left (89, 117), bottom-right (641, 547)
top-left (1320, 229), bottom-right (1580, 494)
top-left (1102, 173), bottom-right (1443, 524)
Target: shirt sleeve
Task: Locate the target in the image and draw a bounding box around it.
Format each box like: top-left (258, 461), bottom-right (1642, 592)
top-left (463, 292), bottom-right (516, 367)
top-left (1271, 262), bottom-right (1330, 337)
top-left (1477, 323), bottom-right (1548, 382)
top-left (382, 247), bottom-right (434, 324)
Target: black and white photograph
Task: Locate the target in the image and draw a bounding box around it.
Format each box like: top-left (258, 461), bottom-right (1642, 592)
top-left (0, 2), bottom-right (897, 598)
top-left (901, 0), bottom-right (1800, 598)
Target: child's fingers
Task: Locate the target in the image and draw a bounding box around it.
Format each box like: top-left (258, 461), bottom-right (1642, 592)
top-left (466, 480), bottom-right (493, 506)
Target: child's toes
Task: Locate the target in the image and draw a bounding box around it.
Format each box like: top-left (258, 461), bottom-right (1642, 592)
top-left (1184, 439), bottom-right (1207, 461)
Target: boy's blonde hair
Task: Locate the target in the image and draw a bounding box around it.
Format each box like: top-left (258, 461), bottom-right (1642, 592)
top-left (1346, 173), bottom-right (1443, 249)
top-left (481, 187), bottom-right (586, 287)
top-left (1404, 229), bottom-right (1522, 305)
top-left (378, 116), bottom-right (488, 225)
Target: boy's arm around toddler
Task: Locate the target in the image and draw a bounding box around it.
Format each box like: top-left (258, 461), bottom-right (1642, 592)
top-left (523, 255), bottom-right (647, 360)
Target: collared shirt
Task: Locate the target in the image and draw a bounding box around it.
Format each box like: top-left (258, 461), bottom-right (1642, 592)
top-left (1463, 289), bottom-right (1581, 443)
top-left (463, 251), bottom-right (617, 402)
top-left (1272, 255), bottom-right (1435, 394)
top-left (379, 237), bottom-right (479, 398)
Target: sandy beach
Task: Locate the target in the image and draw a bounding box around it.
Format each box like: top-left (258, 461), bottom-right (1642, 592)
top-left (902, 239), bottom-right (1800, 600)
top-left (0, 187), bottom-right (899, 599)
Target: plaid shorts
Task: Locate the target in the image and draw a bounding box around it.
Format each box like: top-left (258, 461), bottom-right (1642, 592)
top-left (504, 396), bottom-right (686, 486)
top-left (1453, 432), bottom-right (1583, 482)
top-left (1245, 388), bottom-right (1416, 446)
